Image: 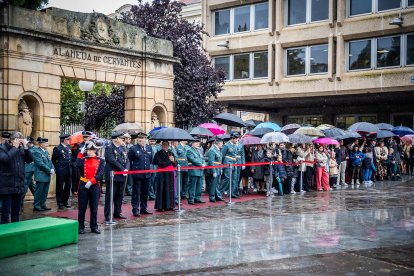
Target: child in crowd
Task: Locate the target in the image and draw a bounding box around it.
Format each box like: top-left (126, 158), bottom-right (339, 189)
top-left (263, 150), bottom-right (275, 196)
top-left (387, 148), bottom-right (398, 181)
top-left (349, 144), bottom-right (365, 186)
top-left (362, 147), bottom-right (376, 186)
top-left (274, 154), bottom-right (287, 196)
top-left (329, 151), bottom-right (338, 188)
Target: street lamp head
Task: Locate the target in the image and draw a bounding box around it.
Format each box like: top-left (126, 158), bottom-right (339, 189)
top-left (79, 81), bottom-right (94, 92)
top-left (389, 17), bottom-right (403, 26)
top-left (217, 40), bottom-right (229, 48)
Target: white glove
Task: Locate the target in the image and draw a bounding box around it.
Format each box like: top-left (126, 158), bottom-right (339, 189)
top-left (123, 169), bottom-right (128, 176)
top-left (85, 181), bottom-right (92, 189)
top-left (50, 169), bottom-right (55, 174)
top-left (213, 172), bottom-right (218, 178)
top-left (202, 164), bottom-right (206, 167)
top-left (242, 166), bottom-right (245, 170)
top-left (80, 146), bottom-right (86, 154)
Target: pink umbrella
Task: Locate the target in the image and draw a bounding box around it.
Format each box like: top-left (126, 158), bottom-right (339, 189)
top-left (198, 123), bottom-right (225, 136)
top-left (313, 137), bottom-right (339, 145)
top-left (401, 135), bottom-right (414, 143)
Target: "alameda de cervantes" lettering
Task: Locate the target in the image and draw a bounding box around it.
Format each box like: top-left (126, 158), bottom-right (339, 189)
top-left (53, 47), bottom-right (142, 69)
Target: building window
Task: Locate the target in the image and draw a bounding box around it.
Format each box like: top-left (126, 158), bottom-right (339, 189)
top-left (286, 0), bottom-right (328, 25)
top-left (407, 34), bottom-right (414, 65)
top-left (377, 0), bottom-right (400, 11)
top-left (214, 9), bottom-right (230, 35)
top-left (213, 2), bottom-right (268, 36)
top-left (286, 44), bottom-right (328, 76)
top-left (348, 39), bottom-right (372, 70)
top-left (377, 36), bottom-right (401, 68)
top-left (392, 114), bottom-right (414, 129)
top-left (347, 34), bottom-right (414, 71)
top-left (234, 6), bottom-right (250, 33)
top-left (306, 116), bottom-right (323, 127)
top-left (287, 48), bottom-right (306, 75)
top-left (336, 115), bottom-right (377, 129)
top-left (255, 2), bottom-right (269, 30)
top-left (213, 51), bottom-right (268, 81)
top-left (254, 52), bottom-right (268, 78)
top-left (234, 54), bottom-right (250, 79)
top-left (348, 0), bottom-right (409, 17)
top-left (310, 44), bottom-right (329, 74)
top-left (286, 116), bottom-right (322, 126)
top-left (214, 56), bottom-right (230, 80)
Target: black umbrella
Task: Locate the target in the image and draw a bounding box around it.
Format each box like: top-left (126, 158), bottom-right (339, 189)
top-left (188, 127), bottom-right (214, 137)
top-left (323, 128), bottom-right (346, 138)
top-left (150, 127), bottom-right (195, 141)
top-left (288, 133), bottom-right (313, 144)
top-left (249, 127), bottom-right (274, 137)
top-left (214, 113), bottom-right (246, 127)
top-left (244, 119), bottom-right (262, 127)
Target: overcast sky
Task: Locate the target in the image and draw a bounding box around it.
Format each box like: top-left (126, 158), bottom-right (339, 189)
top-left (46, 0), bottom-right (146, 15)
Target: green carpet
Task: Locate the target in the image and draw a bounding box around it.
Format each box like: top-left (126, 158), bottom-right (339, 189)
top-left (0, 217), bottom-right (78, 259)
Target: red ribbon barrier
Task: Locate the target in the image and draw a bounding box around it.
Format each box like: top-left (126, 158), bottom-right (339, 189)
top-left (113, 160), bottom-right (316, 175)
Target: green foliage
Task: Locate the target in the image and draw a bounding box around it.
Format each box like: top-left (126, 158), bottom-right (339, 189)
top-left (7, 0), bottom-right (49, 10)
top-left (60, 79), bottom-right (85, 125)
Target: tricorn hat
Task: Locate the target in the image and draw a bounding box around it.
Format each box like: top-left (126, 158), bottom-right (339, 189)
top-left (86, 142), bottom-right (101, 151)
top-left (36, 137), bottom-right (48, 143)
top-left (59, 134), bottom-right (71, 140)
top-left (82, 131), bottom-right (93, 137)
top-left (27, 136), bottom-right (35, 143)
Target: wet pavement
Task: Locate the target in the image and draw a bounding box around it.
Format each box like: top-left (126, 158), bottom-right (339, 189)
top-left (3, 176), bottom-right (414, 275)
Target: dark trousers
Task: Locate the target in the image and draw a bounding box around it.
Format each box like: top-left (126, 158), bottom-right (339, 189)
top-left (78, 183), bottom-right (100, 230)
top-left (305, 166), bottom-right (314, 189)
top-left (21, 171), bottom-right (35, 207)
top-left (131, 177), bottom-right (150, 212)
top-left (148, 172), bottom-right (157, 199)
top-left (188, 176), bottom-right (203, 202)
top-left (104, 180), bottom-right (125, 219)
top-left (1, 193), bottom-right (22, 224)
top-left (56, 172), bottom-right (71, 207)
top-left (206, 173), bottom-right (221, 200)
top-left (177, 171), bottom-right (188, 198)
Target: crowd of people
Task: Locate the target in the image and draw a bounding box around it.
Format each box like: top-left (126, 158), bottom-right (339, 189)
top-left (0, 129), bottom-right (413, 235)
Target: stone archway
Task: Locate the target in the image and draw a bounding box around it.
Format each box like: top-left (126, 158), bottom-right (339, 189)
top-left (0, 5), bottom-right (177, 146)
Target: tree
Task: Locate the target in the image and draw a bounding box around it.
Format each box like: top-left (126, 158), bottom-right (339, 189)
top-left (2, 0), bottom-right (49, 10)
top-left (84, 85), bottom-right (125, 133)
top-left (60, 79), bottom-right (85, 126)
top-left (122, 0), bottom-right (225, 128)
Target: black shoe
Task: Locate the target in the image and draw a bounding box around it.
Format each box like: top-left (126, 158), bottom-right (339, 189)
top-left (181, 195), bottom-right (188, 200)
top-left (79, 229), bottom-right (85, 234)
top-left (209, 199), bottom-right (216, 202)
top-left (42, 207), bottom-right (52, 211)
top-left (133, 211), bottom-right (140, 217)
top-left (140, 209), bottom-right (152, 215)
top-left (64, 204), bottom-right (72, 209)
top-left (216, 197), bottom-right (224, 201)
top-left (114, 214), bottom-right (127, 219)
top-left (148, 196), bottom-right (156, 200)
top-left (91, 228), bottom-right (101, 234)
top-left (194, 200), bottom-right (206, 203)
top-left (188, 201), bottom-right (195, 205)
top-left (231, 195), bottom-right (240, 199)
top-left (58, 205), bottom-right (65, 210)
top-left (33, 207), bottom-right (44, 211)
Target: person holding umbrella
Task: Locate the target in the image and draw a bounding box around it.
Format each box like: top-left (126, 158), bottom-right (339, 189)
top-left (206, 137), bottom-right (224, 202)
top-left (153, 141), bottom-right (176, 211)
top-left (76, 142), bottom-right (105, 234)
top-left (187, 136), bottom-right (206, 204)
top-left (220, 132), bottom-right (240, 198)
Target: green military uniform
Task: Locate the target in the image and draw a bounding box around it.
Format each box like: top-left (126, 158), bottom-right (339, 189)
top-left (32, 143), bottom-right (54, 210)
top-left (220, 140), bottom-right (239, 196)
top-left (233, 142), bottom-right (245, 196)
top-left (186, 146), bottom-right (204, 204)
top-left (207, 144), bottom-right (223, 201)
top-left (176, 143), bottom-right (189, 199)
top-left (24, 146), bottom-right (36, 195)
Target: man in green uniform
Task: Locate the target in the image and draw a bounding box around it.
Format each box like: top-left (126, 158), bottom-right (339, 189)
top-left (176, 140), bottom-right (189, 199)
top-left (186, 137), bottom-right (205, 205)
top-left (233, 137), bottom-right (245, 198)
top-left (220, 132), bottom-right (240, 197)
top-left (32, 137), bottom-right (55, 211)
top-left (21, 136), bottom-right (35, 210)
top-left (206, 137), bottom-right (224, 202)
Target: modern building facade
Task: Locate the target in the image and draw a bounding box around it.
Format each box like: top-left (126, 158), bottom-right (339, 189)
top-left (202, 0), bottom-right (414, 128)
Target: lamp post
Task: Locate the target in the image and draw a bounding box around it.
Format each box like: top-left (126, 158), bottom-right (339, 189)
top-left (79, 81), bottom-right (94, 130)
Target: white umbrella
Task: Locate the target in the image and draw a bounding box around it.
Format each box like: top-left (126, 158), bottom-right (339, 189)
top-left (260, 132), bottom-right (289, 144)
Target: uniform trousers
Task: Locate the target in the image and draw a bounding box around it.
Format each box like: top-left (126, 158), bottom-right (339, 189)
top-left (34, 181), bottom-right (50, 209)
top-left (104, 180), bottom-right (126, 219)
top-left (78, 182), bottom-right (100, 230)
top-left (131, 178), bottom-right (150, 212)
top-left (56, 172), bottom-right (71, 206)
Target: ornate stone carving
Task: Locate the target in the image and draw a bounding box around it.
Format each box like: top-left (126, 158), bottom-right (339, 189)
top-left (151, 112), bottom-right (160, 129)
top-left (80, 14), bottom-right (120, 46)
top-left (18, 99), bottom-right (33, 137)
